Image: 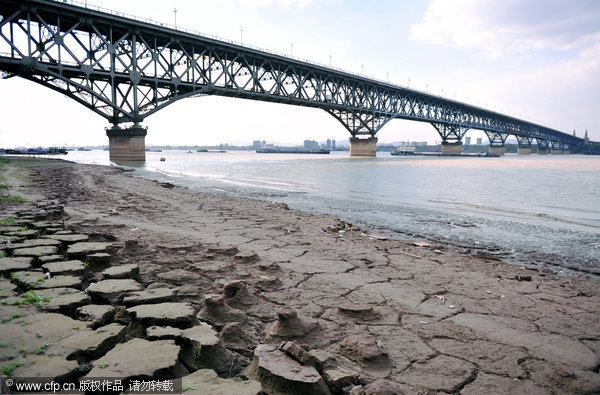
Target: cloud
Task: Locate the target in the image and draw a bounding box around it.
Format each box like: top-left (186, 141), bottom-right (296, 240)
top-left (409, 0), bottom-right (600, 57)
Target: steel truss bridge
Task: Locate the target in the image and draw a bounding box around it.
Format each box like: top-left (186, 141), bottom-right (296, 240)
top-left (0, 0), bottom-right (585, 152)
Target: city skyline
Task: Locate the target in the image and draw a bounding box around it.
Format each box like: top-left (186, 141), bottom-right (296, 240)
top-left (0, 0), bottom-right (598, 148)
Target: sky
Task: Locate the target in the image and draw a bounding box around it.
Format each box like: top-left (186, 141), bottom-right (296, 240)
top-left (0, 0), bottom-right (599, 147)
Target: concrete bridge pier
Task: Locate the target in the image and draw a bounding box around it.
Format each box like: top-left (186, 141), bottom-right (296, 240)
top-left (441, 142), bottom-right (462, 155)
top-left (350, 137), bottom-right (377, 157)
top-left (106, 125), bottom-right (147, 162)
top-left (537, 146), bottom-right (551, 155)
top-left (488, 145), bottom-right (506, 156)
top-left (518, 146), bottom-right (532, 155)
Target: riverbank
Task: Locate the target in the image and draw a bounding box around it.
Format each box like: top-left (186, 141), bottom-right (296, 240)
top-left (1, 157), bottom-right (599, 394)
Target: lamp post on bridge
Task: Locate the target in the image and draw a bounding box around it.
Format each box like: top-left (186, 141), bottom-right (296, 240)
top-left (240, 27), bottom-right (244, 44)
top-left (173, 8), bottom-right (177, 28)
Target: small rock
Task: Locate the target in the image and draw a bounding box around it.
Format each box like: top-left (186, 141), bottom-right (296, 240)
top-left (244, 344), bottom-right (330, 394)
top-left (280, 341), bottom-right (320, 368)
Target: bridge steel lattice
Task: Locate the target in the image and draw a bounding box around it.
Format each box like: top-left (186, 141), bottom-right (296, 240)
top-left (0, 0), bottom-right (585, 159)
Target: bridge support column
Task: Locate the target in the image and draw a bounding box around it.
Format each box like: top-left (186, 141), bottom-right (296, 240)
top-left (488, 145), bottom-right (506, 156)
top-left (350, 137), bottom-right (377, 157)
top-left (441, 142), bottom-right (462, 155)
top-left (537, 146), bottom-right (551, 155)
top-left (518, 147), bottom-right (531, 155)
top-left (106, 125), bottom-right (147, 162)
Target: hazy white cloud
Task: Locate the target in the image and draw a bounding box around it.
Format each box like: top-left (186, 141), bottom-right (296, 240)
top-left (410, 0), bottom-right (600, 57)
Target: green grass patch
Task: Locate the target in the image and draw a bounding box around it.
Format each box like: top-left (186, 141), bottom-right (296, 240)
top-left (0, 183), bottom-right (8, 189)
top-left (0, 195), bottom-right (28, 203)
top-left (1, 291), bottom-right (51, 307)
top-left (1, 313), bottom-right (21, 323)
top-left (98, 362), bottom-right (108, 369)
top-left (2, 361), bottom-right (22, 376)
top-left (34, 343), bottom-right (51, 355)
top-left (0, 217), bottom-right (16, 226)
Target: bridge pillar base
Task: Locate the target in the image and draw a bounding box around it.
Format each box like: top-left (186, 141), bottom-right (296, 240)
top-left (441, 142), bottom-right (462, 155)
top-left (537, 146), bottom-right (551, 155)
top-left (350, 137), bottom-right (377, 157)
top-left (488, 145), bottom-right (506, 156)
top-left (518, 147), bottom-right (531, 155)
top-left (106, 125), bottom-right (147, 162)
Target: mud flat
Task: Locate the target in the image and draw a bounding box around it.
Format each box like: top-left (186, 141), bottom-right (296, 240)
top-left (0, 157), bottom-right (599, 394)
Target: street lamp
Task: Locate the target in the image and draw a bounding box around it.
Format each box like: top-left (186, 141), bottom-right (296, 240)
top-left (173, 8), bottom-right (177, 28)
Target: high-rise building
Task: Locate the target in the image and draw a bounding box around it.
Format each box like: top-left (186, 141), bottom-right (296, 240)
top-left (331, 140), bottom-right (336, 150)
top-left (326, 139), bottom-right (332, 149)
top-left (252, 140), bottom-right (262, 149)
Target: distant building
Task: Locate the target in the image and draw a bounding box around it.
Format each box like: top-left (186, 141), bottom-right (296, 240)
top-left (331, 140), bottom-right (336, 150)
top-left (326, 139), bottom-right (332, 149)
top-left (476, 137), bottom-right (482, 145)
top-left (465, 137), bottom-right (471, 145)
top-left (304, 140), bottom-right (319, 149)
top-left (252, 140), bottom-right (262, 149)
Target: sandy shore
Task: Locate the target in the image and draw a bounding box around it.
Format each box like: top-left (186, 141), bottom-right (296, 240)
top-left (1, 157), bottom-right (599, 394)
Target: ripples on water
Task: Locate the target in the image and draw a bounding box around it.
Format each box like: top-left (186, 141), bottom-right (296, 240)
top-left (64, 150), bottom-right (600, 276)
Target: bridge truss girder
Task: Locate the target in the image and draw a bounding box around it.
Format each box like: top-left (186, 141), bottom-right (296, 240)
top-left (431, 123), bottom-right (469, 144)
top-left (0, 0), bottom-right (585, 150)
top-left (484, 131), bottom-right (508, 146)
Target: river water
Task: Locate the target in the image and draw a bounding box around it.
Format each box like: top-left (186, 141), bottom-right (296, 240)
top-left (62, 150), bottom-right (600, 277)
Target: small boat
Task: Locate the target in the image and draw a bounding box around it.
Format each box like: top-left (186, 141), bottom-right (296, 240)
top-left (391, 146), bottom-right (416, 155)
top-left (160, 157), bottom-right (166, 161)
top-left (186, 150), bottom-right (192, 153)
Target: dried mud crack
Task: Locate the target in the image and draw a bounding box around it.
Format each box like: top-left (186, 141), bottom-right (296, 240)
top-left (0, 158), bottom-right (599, 394)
